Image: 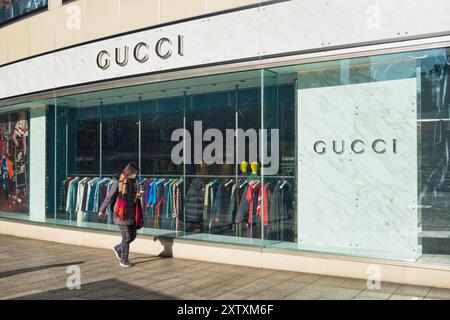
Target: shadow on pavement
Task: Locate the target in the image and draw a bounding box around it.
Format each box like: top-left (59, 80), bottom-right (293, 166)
top-left (0, 261), bottom-right (85, 279)
top-left (132, 256), bottom-right (166, 265)
top-left (12, 278), bottom-right (175, 300)
top-left (153, 235), bottom-right (175, 258)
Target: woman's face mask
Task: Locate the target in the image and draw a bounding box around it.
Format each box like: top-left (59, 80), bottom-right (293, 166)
top-left (129, 171), bottom-right (138, 179)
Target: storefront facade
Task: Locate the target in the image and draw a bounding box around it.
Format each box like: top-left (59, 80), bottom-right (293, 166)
top-left (2, 0), bottom-right (450, 286)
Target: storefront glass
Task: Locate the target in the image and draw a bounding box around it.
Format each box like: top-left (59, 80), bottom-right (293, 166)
top-left (2, 47), bottom-right (450, 265)
top-left (0, 110), bottom-right (29, 214)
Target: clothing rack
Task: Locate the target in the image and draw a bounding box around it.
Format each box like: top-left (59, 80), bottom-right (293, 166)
top-left (57, 174), bottom-right (295, 242)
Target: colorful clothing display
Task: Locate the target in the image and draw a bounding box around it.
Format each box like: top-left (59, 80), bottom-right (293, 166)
top-left (57, 175), bottom-right (294, 241)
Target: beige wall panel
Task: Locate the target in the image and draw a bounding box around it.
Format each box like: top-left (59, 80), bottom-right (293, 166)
top-left (159, 0), bottom-right (206, 23)
top-left (0, 28), bottom-right (7, 65)
top-left (207, 0), bottom-right (260, 13)
top-left (205, 246), bottom-right (262, 268)
top-left (6, 21), bottom-right (29, 62)
top-left (54, 0), bottom-right (85, 49)
top-left (49, 0), bottom-right (63, 10)
top-left (172, 242), bottom-right (207, 261)
top-left (119, 0), bottom-right (159, 32)
top-left (84, 0), bottom-right (119, 41)
top-left (403, 267), bottom-right (450, 289)
top-left (3, 221), bottom-right (55, 242)
top-left (29, 11), bottom-right (55, 56)
top-left (53, 227), bottom-right (83, 246)
top-left (82, 231), bottom-right (121, 250)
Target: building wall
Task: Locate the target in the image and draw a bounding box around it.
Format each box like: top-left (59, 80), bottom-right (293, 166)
top-left (0, 0), bottom-right (262, 65)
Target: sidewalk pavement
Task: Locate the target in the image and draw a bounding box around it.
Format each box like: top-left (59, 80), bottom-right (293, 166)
top-left (1, 234), bottom-right (449, 300)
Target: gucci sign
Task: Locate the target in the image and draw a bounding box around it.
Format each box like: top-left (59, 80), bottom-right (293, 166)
top-left (96, 35), bottom-right (184, 70)
top-left (313, 139), bottom-right (398, 155)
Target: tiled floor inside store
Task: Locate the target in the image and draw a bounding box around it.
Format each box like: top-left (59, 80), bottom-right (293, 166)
top-left (1, 234), bottom-right (450, 300)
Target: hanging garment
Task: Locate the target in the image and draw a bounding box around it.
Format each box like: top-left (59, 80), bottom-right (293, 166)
top-left (259, 182), bottom-right (271, 227)
top-left (202, 180), bottom-right (218, 233)
top-left (93, 177), bottom-right (111, 213)
top-left (213, 181), bottom-right (233, 227)
top-left (228, 182), bottom-right (239, 225)
top-left (268, 180), bottom-right (294, 241)
top-left (57, 177), bottom-right (75, 213)
top-left (85, 177), bottom-right (99, 213)
top-left (98, 180), bottom-right (110, 214)
top-left (106, 178), bottom-right (115, 224)
top-left (236, 184), bottom-right (250, 224)
top-left (160, 179), bottom-right (173, 230)
top-left (172, 178), bottom-right (183, 232)
top-left (76, 178), bottom-right (90, 223)
top-left (0, 158), bottom-right (9, 200)
top-left (75, 178), bottom-right (89, 213)
top-left (185, 178), bottom-right (205, 225)
top-left (57, 178), bottom-right (70, 213)
top-left (172, 178), bottom-right (183, 218)
top-left (81, 180), bottom-right (90, 213)
top-left (66, 177), bottom-right (81, 213)
top-left (154, 179), bottom-right (166, 228)
top-left (147, 178), bottom-right (159, 216)
top-left (235, 180), bottom-right (262, 238)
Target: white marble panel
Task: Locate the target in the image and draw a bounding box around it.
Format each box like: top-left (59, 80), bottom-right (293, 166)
top-left (1, 53), bottom-right (56, 99)
top-left (298, 78), bottom-right (418, 260)
top-left (323, 0), bottom-right (404, 47)
top-left (30, 106), bottom-right (47, 223)
top-left (204, 7), bottom-right (262, 63)
top-left (261, 0), bottom-right (325, 55)
top-left (404, 0), bottom-right (450, 37)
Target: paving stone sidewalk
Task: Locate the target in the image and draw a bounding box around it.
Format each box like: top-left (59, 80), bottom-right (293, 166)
top-left (0, 234), bottom-right (449, 300)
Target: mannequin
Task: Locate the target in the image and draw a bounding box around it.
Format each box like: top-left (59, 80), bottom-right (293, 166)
top-left (240, 161), bottom-right (250, 176)
top-left (250, 162), bottom-right (259, 176)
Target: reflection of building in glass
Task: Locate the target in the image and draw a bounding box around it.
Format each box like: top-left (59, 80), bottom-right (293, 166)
top-left (0, 0), bottom-right (47, 25)
top-left (0, 111), bottom-right (29, 214)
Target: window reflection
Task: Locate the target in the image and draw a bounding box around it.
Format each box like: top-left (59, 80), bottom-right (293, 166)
top-left (102, 102), bottom-right (139, 175)
top-left (0, 0), bottom-right (48, 25)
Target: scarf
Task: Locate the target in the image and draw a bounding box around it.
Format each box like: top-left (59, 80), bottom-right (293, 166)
top-left (118, 173), bottom-right (137, 198)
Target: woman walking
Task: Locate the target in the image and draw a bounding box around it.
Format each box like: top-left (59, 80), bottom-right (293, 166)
top-left (99, 162), bottom-right (140, 267)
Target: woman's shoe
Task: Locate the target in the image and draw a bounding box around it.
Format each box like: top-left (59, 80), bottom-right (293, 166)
top-left (120, 261), bottom-right (133, 268)
top-left (112, 246), bottom-right (121, 261)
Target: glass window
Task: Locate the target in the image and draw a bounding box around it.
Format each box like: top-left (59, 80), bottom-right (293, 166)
top-left (101, 101), bottom-right (139, 175)
top-left (265, 49), bottom-right (444, 262)
top-left (263, 71), bottom-right (297, 244)
top-left (73, 106), bottom-right (100, 174)
top-left (417, 48), bottom-right (450, 261)
top-left (0, 110), bottom-right (30, 215)
top-left (0, 0), bottom-right (48, 26)
top-left (141, 96), bottom-right (183, 176)
top-left (53, 99), bottom-right (100, 224)
top-left (2, 47), bottom-right (445, 266)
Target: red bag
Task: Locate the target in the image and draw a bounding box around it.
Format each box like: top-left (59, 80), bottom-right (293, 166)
top-left (135, 200), bottom-right (144, 230)
top-left (113, 179), bottom-right (127, 221)
top-left (113, 198), bottom-right (126, 220)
